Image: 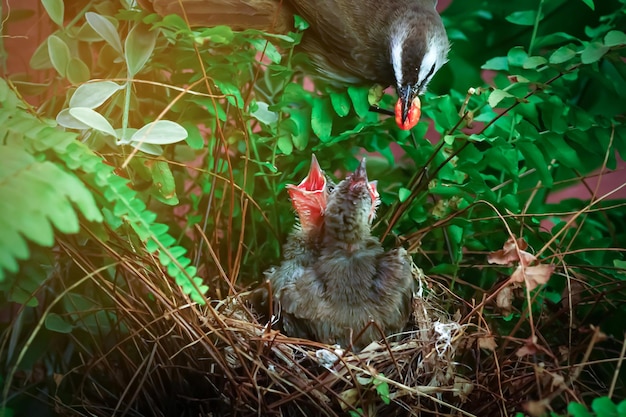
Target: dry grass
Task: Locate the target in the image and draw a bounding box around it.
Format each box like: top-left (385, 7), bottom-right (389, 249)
top-left (52, 241), bottom-right (473, 416)
top-left (42, 216), bottom-right (625, 417)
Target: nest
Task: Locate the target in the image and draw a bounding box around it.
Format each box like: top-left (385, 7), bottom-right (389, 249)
top-left (50, 237), bottom-right (619, 417)
top-left (204, 264), bottom-right (473, 416)
top-left (54, 250), bottom-right (479, 417)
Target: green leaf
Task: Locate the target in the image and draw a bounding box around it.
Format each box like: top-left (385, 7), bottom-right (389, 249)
top-left (29, 39), bottom-right (53, 70)
top-left (329, 91), bottom-right (351, 117)
top-left (481, 56), bottom-right (508, 71)
top-left (130, 120), bottom-right (188, 145)
top-left (45, 313), bottom-right (73, 333)
top-left (250, 101), bottom-right (278, 125)
top-left (293, 14), bottom-right (309, 30)
top-left (85, 12), bottom-right (123, 55)
top-left (311, 97), bottom-right (333, 141)
top-left (579, 0), bottom-right (594, 10)
top-left (374, 378), bottom-right (390, 405)
top-left (149, 160), bottom-right (178, 203)
top-left (125, 22), bottom-right (159, 77)
top-left (277, 135), bottom-right (293, 155)
top-left (549, 46), bottom-right (577, 64)
top-left (541, 133), bottom-right (582, 168)
top-left (247, 38), bottom-right (281, 64)
top-left (581, 42), bottom-right (609, 64)
top-left (214, 80), bottom-right (244, 108)
top-left (592, 397), bottom-right (618, 417)
top-left (182, 123), bottom-right (204, 150)
top-left (507, 47), bottom-right (528, 67)
top-left (47, 34), bottom-right (71, 77)
top-left (488, 89), bottom-right (514, 108)
top-left (56, 108), bottom-right (90, 130)
top-left (41, 0), bottom-right (64, 26)
top-left (523, 56), bottom-right (547, 69)
top-left (197, 25), bottom-right (234, 44)
top-left (347, 86), bottom-right (370, 118)
top-left (70, 81), bottom-right (124, 109)
top-left (517, 140), bottom-right (552, 187)
top-left (398, 187), bottom-right (411, 203)
top-left (66, 57), bottom-right (90, 85)
top-left (505, 10), bottom-right (537, 26)
top-left (289, 109), bottom-right (311, 150)
top-left (0, 142), bottom-right (103, 279)
top-left (604, 30), bottom-right (626, 47)
top-left (69, 107), bottom-right (117, 137)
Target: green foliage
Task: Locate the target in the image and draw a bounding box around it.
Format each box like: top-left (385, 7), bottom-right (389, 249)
top-left (0, 79), bottom-right (102, 282)
top-left (568, 397), bottom-right (626, 417)
top-left (1, 0), bottom-right (626, 414)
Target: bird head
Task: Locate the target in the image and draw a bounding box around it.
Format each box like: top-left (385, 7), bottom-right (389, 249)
top-left (324, 158), bottom-right (380, 245)
top-left (390, 9), bottom-right (449, 130)
top-left (286, 155), bottom-right (328, 232)
top-left (348, 158), bottom-right (380, 224)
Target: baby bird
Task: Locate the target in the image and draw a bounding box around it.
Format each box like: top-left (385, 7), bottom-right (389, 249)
top-left (269, 158), bottom-right (413, 350)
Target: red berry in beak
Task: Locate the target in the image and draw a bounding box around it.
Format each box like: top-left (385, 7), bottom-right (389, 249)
top-left (395, 96), bottom-right (421, 130)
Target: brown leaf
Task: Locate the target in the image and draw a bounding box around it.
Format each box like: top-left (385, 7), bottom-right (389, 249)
top-left (488, 236), bottom-right (531, 265)
top-left (524, 399), bottom-right (549, 417)
top-left (478, 336), bottom-right (497, 351)
top-left (453, 376), bottom-right (474, 401)
top-left (496, 285), bottom-right (514, 315)
top-left (518, 249), bottom-right (537, 267)
top-left (551, 373), bottom-right (566, 390)
top-left (512, 264), bottom-right (554, 291)
top-left (516, 335), bottom-right (539, 357)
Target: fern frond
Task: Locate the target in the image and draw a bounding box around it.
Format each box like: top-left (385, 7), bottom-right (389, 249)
top-left (0, 79), bottom-right (207, 302)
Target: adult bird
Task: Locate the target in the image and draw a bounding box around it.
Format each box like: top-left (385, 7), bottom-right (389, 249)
top-left (268, 158), bottom-right (414, 350)
top-left (137, 0), bottom-right (449, 130)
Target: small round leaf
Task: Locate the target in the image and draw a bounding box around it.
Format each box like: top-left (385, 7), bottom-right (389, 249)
top-left (131, 120), bottom-right (188, 145)
top-left (69, 107), bottom-right (117, 137)
top-left (70, 81), bottom-right (123, 109)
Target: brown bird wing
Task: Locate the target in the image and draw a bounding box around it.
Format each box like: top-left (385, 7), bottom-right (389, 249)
top-left (137, 0), bottom-right (293, 32)
top-left (288, 0), bottom-right (395, 84)
top-left (372, 247), bottom-right (414, 334)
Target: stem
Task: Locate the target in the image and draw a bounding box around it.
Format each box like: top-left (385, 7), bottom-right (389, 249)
top-left (122, 80), bottom-right (131, 141)
top-left (528, 0), bottom-right (545, 56)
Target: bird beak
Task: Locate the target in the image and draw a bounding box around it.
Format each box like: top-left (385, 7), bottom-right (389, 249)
top-left (287, 155), bottom-right (327, 231)
top-left (395, 84), bottom-right (422, 130)
top-left (296, 154), bottom-right (326, 193)
top-left (351, 159), bottom-right (380, 220)
top-left (352, 157), bottom-right (369, 183)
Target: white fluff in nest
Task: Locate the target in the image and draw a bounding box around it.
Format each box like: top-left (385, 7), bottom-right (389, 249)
top-left (433, 321), bottom-right (461, 357)
top-left (315, 346), bottom-right (343, 369)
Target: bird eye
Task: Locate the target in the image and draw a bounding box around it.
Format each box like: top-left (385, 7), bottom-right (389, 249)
top-left (417, 64), bottom-right (437, 93)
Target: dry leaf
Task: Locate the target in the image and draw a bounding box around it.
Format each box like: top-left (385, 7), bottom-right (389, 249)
top-left (524, 399), bottom-right (549, 417)
top-left (511, 264), bottom-right (555, 291)
top-left (518, 250), bottom-right (537, 267)
top-left (339, 388), bottom-right (359, 410)
top-left (478, 336), bottom-right (497, 351)
top-left (496, 285), bottom-right (514, 315)
top-left (453, 376), bottom-right (474, 401)
top-left (516, 335), bottom-right (539, 357)
top-left (551, 373), bottom-right (566, 390)
top-left (488, 236), bottom-right (530, 265)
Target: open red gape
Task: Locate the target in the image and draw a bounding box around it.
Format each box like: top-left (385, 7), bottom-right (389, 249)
top-left (286, 155), bottom-right (327, 231)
